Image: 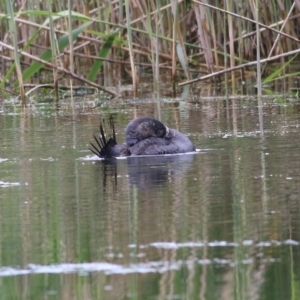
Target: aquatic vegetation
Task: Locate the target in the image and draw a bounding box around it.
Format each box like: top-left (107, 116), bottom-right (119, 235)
top-left (0, 0), bottom-right (299, 100)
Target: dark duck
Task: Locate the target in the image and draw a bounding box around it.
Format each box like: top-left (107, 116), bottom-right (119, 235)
top-left (90, 117), bottom-right (195, 158)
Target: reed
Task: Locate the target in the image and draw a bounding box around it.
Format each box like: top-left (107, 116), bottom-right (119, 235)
top-left (47, 0), bottom-right (60, 103)
top-left (67, 0), bottom-right (74, 103)
top-left (0, 0), bottom-right (299, 99)
top-left (125, 0), bottom-right (138, 96)
top-left (5, 0), bottom-right (25, 103)
top-left (255, 0), bottom-right (261, 98)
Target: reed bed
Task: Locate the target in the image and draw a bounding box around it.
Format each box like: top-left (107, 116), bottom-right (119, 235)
top-left (0, 0), bottom-right (299, 100)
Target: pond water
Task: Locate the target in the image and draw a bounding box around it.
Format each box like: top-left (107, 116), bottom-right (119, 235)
top-left (1, 95), bottom-right (300, 299)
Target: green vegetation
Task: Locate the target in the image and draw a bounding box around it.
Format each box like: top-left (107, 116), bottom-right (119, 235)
top-left (0, 0), bottom-right (299, 100)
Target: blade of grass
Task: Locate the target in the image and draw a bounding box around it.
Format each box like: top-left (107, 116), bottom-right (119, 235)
top-left (0, 40), bottom-right (120, 96)
top-left (5, 0), bottom-right (25, 102)
top-left (20, 21), bottom-right (93, 83)
top-left (87, 30), bottom-right (118, 82)
top-left (176, 43), bottom-right (189, 79)
top-left (21, 10), bottom-right (91, 22)
top-left (47, 0), bottom-right (60, 103)
top-left (262, 2), bottom-right (296, 75)
top-left (263, 54), bottom-right (298, 84)
top-left (179, 48), bottom-right (300, 86)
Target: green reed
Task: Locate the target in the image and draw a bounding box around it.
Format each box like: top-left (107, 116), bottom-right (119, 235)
top-left (0, 0), bottom-right (299, 99)
top-left (5, 0), bottom-right (25, 102)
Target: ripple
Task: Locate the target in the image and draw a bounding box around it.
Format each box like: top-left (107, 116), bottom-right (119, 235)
top-left (0, 253), bottom-right (284, 278)
top-left (0, 181), bottom-right (20, 188)
top-left (150, 239), bottom-right (299, 249)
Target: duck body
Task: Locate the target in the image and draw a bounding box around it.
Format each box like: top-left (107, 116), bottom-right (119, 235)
top-left (90, 117), bottom-right (195, 158)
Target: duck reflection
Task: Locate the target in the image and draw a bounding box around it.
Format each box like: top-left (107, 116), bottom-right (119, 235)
top-left (100, 154), bottom-right (195, 192)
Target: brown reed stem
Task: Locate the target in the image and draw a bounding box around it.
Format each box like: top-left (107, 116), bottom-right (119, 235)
top-left (171, 0), bottom-right (178, 93)
top-left (179, 48), bottom-right (300, 86)
top-left (5, 0), bottom-right (26, 103)
top-left (226, 1), bottom-right (235, 90)
top-left (125, 0), bottom-right (138, 96)
top-left (68, 0), bottom-right (75, 103)
top-left (193, 0), bottom-right (300, 44)
top-left (264, 2), bottom-right (296, 68)
top-left (255, 0), bottom-right (261, 98)
top-left (0, 41), bottom-right (120, 97)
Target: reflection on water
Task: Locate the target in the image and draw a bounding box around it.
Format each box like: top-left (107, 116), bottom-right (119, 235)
top-left (0, 98), bottom-right (300, 299)
top-left (0, 238), bottom-right (297, 276)
top-left (127, 154), bottom-right (195, 188)
top-left (99, 154), bottom-right (196, 191)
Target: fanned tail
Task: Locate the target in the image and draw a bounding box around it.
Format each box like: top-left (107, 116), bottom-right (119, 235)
top-left (89, 116), bottom-right (119, 158)
top-left (89, 136), bottom-right (102, 158)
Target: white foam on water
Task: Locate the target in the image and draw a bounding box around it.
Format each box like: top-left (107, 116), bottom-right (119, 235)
top-left (0, 181), bottom-right (20, 188)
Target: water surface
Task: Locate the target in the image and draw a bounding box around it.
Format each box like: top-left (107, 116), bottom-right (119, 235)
top-left (0, 97), bottom-right (300, 299)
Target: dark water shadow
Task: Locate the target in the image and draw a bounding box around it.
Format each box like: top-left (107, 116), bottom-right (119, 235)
top-left (127, 154), bottom-right (196, 190)
top-left (98, 154), bottom-right (197, 192)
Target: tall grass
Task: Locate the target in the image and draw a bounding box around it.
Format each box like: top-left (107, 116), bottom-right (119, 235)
top-left (125, 0), bottom-right (137, 96)
top-left (5, 0), bottom-right (25, 103)
top-left (0, 0), bottom-right (299, 100)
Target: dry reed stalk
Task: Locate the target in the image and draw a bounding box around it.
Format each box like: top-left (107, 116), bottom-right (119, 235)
top-left (158, 1), bottom-right (170, 57)
top-left (62, 50), bottom-right (175, 70)
top-left (179, 47), bottom-right (300, 86)
top-left (132, 0), bottom-right (153, 84)
top-left (125, 0), bottom-right (138, 96)
top-left (206, 6), bottom-right (220, 71)
top-left (154, 0), bottom-right (160, 88)
top-left (102, 3), bottom-right (113, 87)
top-left (172, 1), bottom-right (190, 81)
top-left (68, 0), bottom-right (74, 103)
top-left (193, 3), bottom-right (214, 74)
top-left (192, 1), bottom-right (300, 43)
top-left (255, 0), bottom-right (263, 133)
top-left (240, 13), bottom-right (300, 42)
top-left (132, 0), bottom-right (147, 28)
top-left (226, 1), bottom-right (236, 89)
top-left (130, 0), bottom-right (185, 25)
top-left (82, 0), bottom-right (93, 66)
top-left (1, 0), bottom-right (300, 95)
top-left (47, 1), bottom-right (60, 103)
top-left (5, 0), bottom-right (26, 103)
top-left (115, 0), bottom-right (125, 86)
top-left (171, 0), bottom-right (179, 92)
top-left (0, 41), bottom-right (120, 96)
top-left (266, 2), bottom-right (295, 62)
top-left (142, 0), bottom-right (159, 88)
top-left (1, 4), bottom-right (293, 65)
top-left (255, 0), bottom-right (261, 98)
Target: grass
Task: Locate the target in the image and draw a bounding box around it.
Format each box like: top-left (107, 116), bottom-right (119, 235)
top-left (0, 0), bottom-right (300, 100)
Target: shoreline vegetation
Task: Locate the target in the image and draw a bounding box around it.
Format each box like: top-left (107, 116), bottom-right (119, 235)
top-left (0, 0), bottom-right (300, 102)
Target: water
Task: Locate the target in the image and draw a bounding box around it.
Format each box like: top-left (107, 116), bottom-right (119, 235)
top-left (0, 97), bottom-right (300, 299)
